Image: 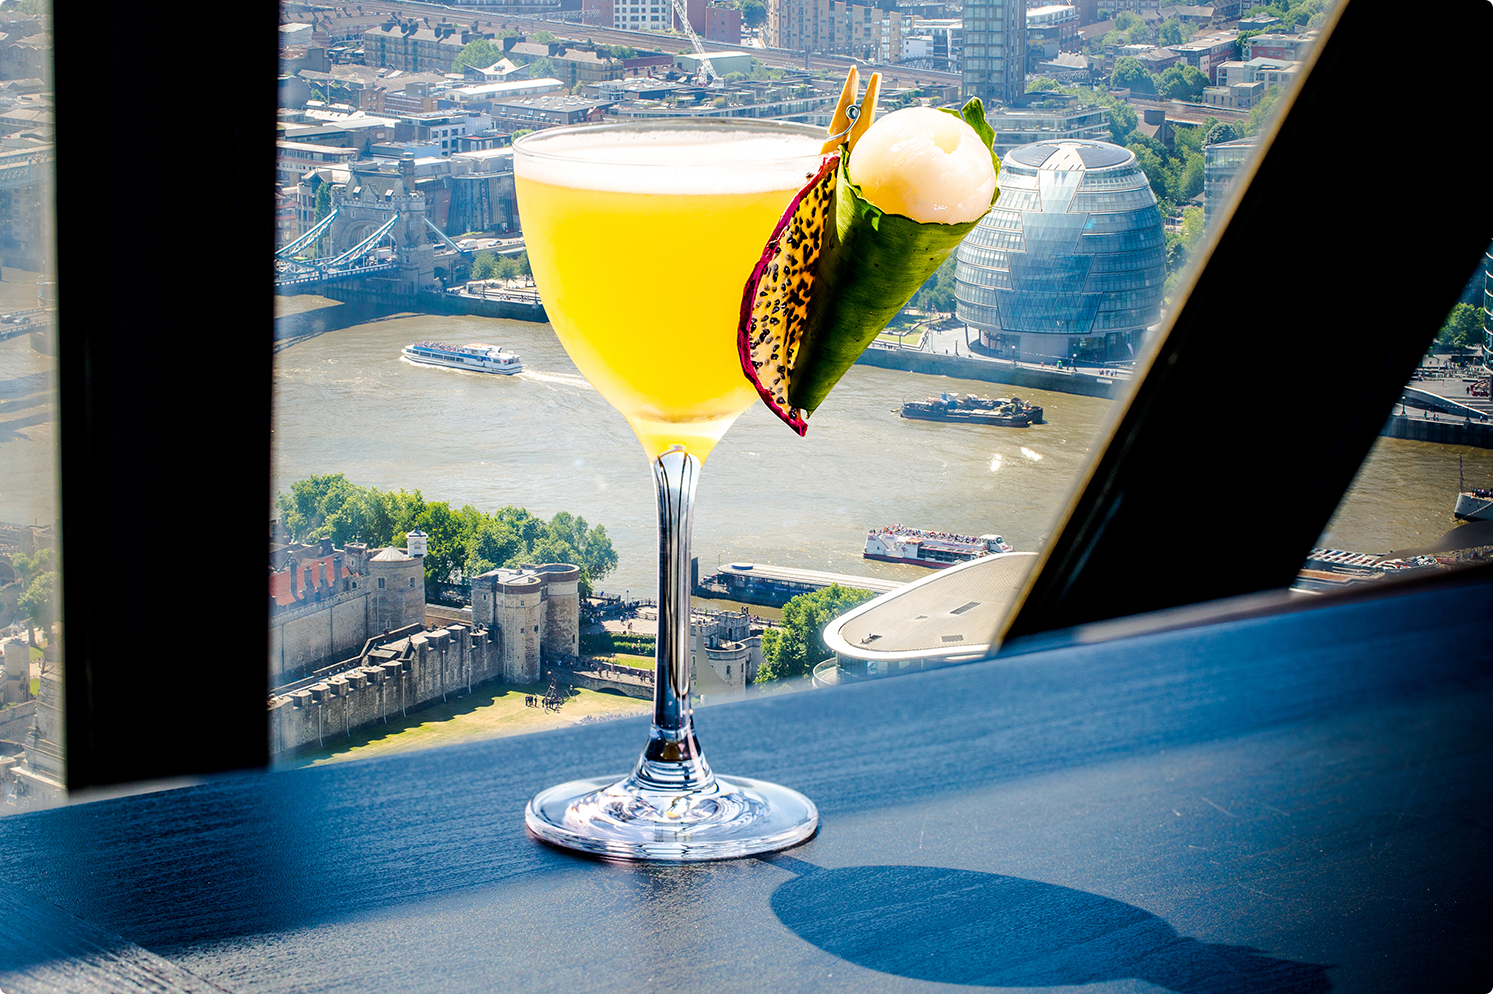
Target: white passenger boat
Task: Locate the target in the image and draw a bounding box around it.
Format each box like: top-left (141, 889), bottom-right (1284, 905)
top-left (401, 341), bottom-right (522, 374)
top-left (864, 524), bottom-right (1013, 568)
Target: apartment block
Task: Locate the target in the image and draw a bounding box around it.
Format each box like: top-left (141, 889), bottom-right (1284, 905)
top-left (769, 0), bottom-right (903, 62)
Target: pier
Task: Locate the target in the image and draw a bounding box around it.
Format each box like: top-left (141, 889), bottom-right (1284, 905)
top-left (696, 562), bottom-right (900, 607)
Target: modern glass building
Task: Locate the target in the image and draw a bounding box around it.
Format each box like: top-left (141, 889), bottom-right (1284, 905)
top-left (955, 138), bottom-right (1167, 364)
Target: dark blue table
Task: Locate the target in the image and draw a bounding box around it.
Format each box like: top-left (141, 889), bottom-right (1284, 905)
top-left (0, 577), bottom-right (1489, 992)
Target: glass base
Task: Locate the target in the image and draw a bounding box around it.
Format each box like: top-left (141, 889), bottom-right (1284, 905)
top-left (525, 772), bottom-right (818, 861)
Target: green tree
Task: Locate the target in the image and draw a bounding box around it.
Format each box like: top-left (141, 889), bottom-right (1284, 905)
top-left (1174, 152), bottom-right (1205, 202)
top-left (18, 571), bottom-right (57, 651)
top-left (1157, 63), bottom-right (1208, 101)
top-left (516, 250), bottom-right (532, 280)
top-left (1246, 86), bottom-right (1283, 134)
top-left (756, 585), bottom-right (875, 684)
top-left (534, 30), bottom-right (558, 42)
top-left (278, 477), bottom-right (620, 599)
top-left (1439, 302), bottom-right (1486, 348)
top-left (1124, 21), bottom-right (1152, 44)
top-left (1109, 57), bottom-right (1156, 94)
top-left (909, 253), bottom-right (957, 315)
top-left (1158, 18), bottom-right (1185, 45)
top-left (1179, 205), bottom-right (1205, 255)
top-left (739, 0), bottom-right (767, 29)
top-left (1026, 76), bottom-right (1061, 93)
top-left (1202, 121), bottom-right (1240, 147)
top-left (471, 249), bottom-right (498, 280)
top-left (451, 38), bottom-right (504, 73)
top-left (10, 549), bottom-right (51, 647)
top-left (494, 255), bottom-right (519, 281)
top-left (607, 44), bottom-right (638, 59)
top-left (313, 182), bottom-right (332, 224)
top-left (528, 56), bottom-right (555, 79)
top-left (1113, 11), bottom-right (1143, 31)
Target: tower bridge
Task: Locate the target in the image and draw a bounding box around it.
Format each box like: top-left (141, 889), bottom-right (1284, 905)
top-left (275, 159), bottom-right (475, 293)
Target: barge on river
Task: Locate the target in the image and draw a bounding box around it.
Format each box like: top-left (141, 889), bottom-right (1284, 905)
top-left (901, 392), bottom-right (1044, 428)
top-left (402, 341), bottom-right (522, 375)
top-left (865, 524), bottom-right (1013, 569)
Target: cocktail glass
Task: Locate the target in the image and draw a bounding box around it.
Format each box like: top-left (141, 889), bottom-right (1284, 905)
top-left (514, 119), bottom-right (824, 860)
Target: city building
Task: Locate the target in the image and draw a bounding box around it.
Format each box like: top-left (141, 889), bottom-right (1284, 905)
top-left (672, 0), bottom-right (708, 33)
top-left (1202, 134), bottom-right (1256, 222)
top-left (903, 19), bottom-right (962, 70)
top-left (1215, 56), bottom-right (1298, 87)
top-left (768, 0), bottom-right (904, 62)
top-left (955, 138), bottom-right (1167, 363)
top-left (362, 24), bottom-right (472, 74)
top-left (962, 0), bottom-right (1026, 109)
top-left (675, 51), bottom-right (755, 77)
top-left (1203, 79), bottom-right (1265, 109)
top-left (1247, 30), bottom-right (1320, 61)
top-left (1165, 29), bottom-right (1239, 76)
top-left (705, 4), bottom-right (744, 43)
top-left (450, 78), bottom-right (568, 112)
top-left (1036, 51), bottom-right (1094, 83)
top-left (988, 102), bottom-right (1111, 156)
top-left (489, 95), bottom-right (615, 132)
top-left (276, 140), bottom-right (359, 185)
top-left (502, 41), bottom-right (625, 86)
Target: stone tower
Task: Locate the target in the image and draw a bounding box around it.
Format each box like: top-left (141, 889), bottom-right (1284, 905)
top-left (525, 563), bottom-right (580, 657)
top-left (471, 567), bottom-right (545, 684)
top-left (368, 545), bottom-right (425, 632)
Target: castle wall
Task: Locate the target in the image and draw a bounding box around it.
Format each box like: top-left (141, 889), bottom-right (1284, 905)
top-left (270, 590), bottom-right (371, 686)
top-left (270, 623), bottom-right (505, 755)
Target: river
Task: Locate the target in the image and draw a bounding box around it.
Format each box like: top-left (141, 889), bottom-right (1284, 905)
top-left (271, 310), bottom-right (1493, 601)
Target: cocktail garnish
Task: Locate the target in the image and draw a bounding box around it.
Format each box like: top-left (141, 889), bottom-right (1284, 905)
top-left (738, 69), bottom-right (1000, 434)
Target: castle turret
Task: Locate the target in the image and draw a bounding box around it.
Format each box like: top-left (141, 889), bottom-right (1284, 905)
top-left (525, 563), bottom-right (580, 658)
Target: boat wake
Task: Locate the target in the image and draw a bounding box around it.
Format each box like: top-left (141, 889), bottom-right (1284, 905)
top-left (521, 370), bottom-right (594, 391)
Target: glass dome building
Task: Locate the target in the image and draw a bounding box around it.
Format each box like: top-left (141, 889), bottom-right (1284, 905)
top-left (955, 139), bottom-right (1166, 364)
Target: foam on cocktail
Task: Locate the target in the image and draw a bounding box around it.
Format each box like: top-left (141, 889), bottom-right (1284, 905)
top-left (512, 130), bottom-right (825, 195)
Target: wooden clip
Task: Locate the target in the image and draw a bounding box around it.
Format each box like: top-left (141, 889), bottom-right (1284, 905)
top-left (847, 72), bottom-right (882, 150)
top-left (821, 66), bottom-right (860, 154)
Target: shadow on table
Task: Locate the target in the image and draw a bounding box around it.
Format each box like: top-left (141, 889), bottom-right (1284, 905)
top-left (768, 861), bottom-right (1331, 992)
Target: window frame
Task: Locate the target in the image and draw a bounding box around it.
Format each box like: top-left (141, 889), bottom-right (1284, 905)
top-left (50, 0), bottom-right (1492, 792)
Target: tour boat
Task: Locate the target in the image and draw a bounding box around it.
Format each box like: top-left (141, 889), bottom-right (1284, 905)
top-left (1454, 488), bottom-right (1493, 521)
top-left (900, 392), bottom-right (1044, 428)
top-left (401, 341), bottom-right (522, 375)
top-left (1453, 456), bottom-right (1492, 520)
top-left (864, 524), bottom-right (1013, 568)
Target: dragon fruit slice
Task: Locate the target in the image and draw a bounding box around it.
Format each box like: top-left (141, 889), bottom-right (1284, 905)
top-left (738, 96), bottom-right (1000, 433)
top-left (737, 152), bottom-right (839, 436)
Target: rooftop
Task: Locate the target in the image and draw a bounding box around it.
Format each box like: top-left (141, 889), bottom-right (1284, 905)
top-left (1008, 139), bottom-right (1133, 169)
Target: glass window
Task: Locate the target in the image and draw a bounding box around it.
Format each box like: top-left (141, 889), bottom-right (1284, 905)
top-left (0, 0), bottom-right (59, 811)
top-left (261, 0), bottom-right (1470, 775)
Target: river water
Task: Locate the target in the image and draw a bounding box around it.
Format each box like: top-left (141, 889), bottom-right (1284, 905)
top-left (271, 310), bottom-right (1492, 601)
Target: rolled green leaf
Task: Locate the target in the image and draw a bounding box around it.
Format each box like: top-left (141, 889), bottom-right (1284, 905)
top-left (787, 98), bottom-right (999, 416)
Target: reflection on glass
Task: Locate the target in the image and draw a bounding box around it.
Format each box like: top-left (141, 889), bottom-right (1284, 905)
top-left (0, 0), bottom-right (61, 812)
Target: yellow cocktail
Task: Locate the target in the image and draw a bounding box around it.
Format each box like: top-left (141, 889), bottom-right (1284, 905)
top-left (514, 120), bottom-right (826, 861)
top-left (514, 124), bottom-right (825, 460)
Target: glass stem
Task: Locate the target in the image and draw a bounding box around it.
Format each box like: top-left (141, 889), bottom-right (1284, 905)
top-left (634, 445), bottom-right (714, 792)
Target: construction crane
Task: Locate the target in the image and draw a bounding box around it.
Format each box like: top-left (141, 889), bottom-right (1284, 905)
top-left (666, 0), bottom-right (722, 88)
